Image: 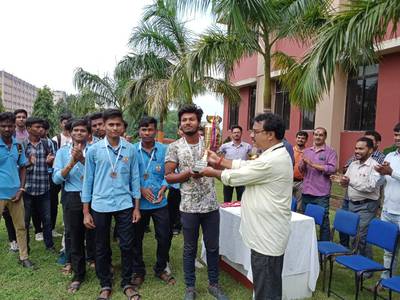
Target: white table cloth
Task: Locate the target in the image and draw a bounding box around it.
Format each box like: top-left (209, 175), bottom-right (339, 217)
top-left (201, 207), bottom-right (320, 299)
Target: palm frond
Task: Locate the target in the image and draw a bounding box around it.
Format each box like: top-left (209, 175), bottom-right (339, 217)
top-left (198, 76), bottom-right (241, 105)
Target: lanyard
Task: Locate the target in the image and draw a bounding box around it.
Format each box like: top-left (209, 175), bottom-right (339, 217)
top-left (183, 137), bottom-right (203, 163)
top-left (104, 139), bottom-right (122, 174)
top-left (139, 142), bottom-right (156, 175)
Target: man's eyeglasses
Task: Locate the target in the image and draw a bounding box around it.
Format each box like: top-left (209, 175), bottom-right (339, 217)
top-left (250, 129), bottom-right (265, 135)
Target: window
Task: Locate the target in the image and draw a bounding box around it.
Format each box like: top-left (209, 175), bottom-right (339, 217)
top-left (301, 109), bottom-right (315, 130)
top-left (228, 102), bottom-right (239, 129)
top-left (345, 64), bottom-right (378, 131)
top-left (248, 86), bottom-right (256, 129)
top-left (274, 81), bottom-right (290, 129)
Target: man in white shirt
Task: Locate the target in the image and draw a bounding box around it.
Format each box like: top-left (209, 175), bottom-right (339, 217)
top-left (52, 113), bottom-right (72, 149)
top-left (339, 137), bottom-right (384, 262)
top-left (375, 122), bottom-right (400, 279)
top-left (201, 113), bottom-right (293, 300)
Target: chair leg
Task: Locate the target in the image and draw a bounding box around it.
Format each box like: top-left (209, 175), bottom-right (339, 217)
top-left (389, 289), bottom-right (392, 300)
top-left (328, 258), bottom-right (334, 297)
top-left (360, 272), bottom-right (364, 291)
top-left (322, 256), bottom-right (327, 292)
top-left (354, 272), bottom-right (360, 300)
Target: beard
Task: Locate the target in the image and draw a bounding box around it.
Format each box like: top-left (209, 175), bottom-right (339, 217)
top-left (182, 127), bottom-right (198, 136)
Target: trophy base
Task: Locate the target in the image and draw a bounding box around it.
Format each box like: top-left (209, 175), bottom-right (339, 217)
top-left (192, 160), bottom-right (208, 173)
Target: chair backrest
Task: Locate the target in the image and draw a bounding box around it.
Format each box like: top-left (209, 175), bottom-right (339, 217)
top-left (366, 219), bottom-right (399, 252)
top-left (333, 209), bottom-right (360, 237)
top-left (291, 196), bottom-right (297, 212)
top-left (304, 204), bottom-right (325, 226)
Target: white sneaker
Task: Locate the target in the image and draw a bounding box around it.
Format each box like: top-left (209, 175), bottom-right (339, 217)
top-left (52, 230), bottom-right (62, 238)
top-left (195, 258), bottom-right (204, 269)
top-left (165, 262), bottom-right (172, 275)
top-left (9, 240), bottom-right (19, 252)
top-left (35, 232), bottom-right (43, 241)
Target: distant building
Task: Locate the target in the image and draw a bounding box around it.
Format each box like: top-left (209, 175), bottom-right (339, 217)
top-left (53, 90), bottom-right (67, 104)
top-left (0, 70), bottom-right (38, 115)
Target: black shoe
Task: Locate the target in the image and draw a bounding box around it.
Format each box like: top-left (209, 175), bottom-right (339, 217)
top-left (208, 284), bottom-right (229, 300)
top-left (184, 287), bottom-right (196, 300)
top-left (173, 229), bottom-right (180, 236)
top-left (20, 259), bottom-right (34, 269)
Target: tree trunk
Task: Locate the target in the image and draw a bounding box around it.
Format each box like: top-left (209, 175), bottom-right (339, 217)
top-left (157, 116), bottom-right (165, 142)
top-left (263, 50), bottom-right (272, 112)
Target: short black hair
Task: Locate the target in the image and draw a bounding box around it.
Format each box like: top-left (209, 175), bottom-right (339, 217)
top-left (178, 104), bottom-right (203, 124)
top-left (253, 113), bottom-right (285, 140)
top-left (365, 130), bottom-right (381, 142)
top-left (357, 137), bottom-right (374, 149)
top-left (14, 109), bottom-right (28, 117)
top-left (102, 109), bottom-right (123, 122)
top-left (60, 112), bottom-right (73, 122)
top-left (0, 112), bottom-right (16, 123)
top-left (26, 117), bottom-right (44, 128)
top-left (42, 119), bottom-right (50, 130)
top-left (71, 118), bottom-right (91, 133)
top-left (89, 112), bottom-right (103, 122)
top-left (296, 130), bottom-right (309, 139)
top-left (138, 116), bottom-right (157, 129)
top-left (394, 123), bottom-right (400, 133)
top-left (230, 125), bottom-right (242, 132)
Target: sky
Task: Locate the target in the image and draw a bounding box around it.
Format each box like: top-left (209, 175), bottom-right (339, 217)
top-left (0, 0), bottom-right (223, 117)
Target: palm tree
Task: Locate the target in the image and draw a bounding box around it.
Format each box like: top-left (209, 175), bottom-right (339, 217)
top-left (174, 0), bottom-right (329, 111)
top-left (279, 0), bottom-right (400, 109)
top-left (73, 67), bottom-right (130, 110)
top-left (115, 0), bottom-right (241, 134)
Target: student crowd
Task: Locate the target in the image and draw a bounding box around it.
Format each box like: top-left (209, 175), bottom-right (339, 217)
top-left (1, 103), bottom-right (400, 300)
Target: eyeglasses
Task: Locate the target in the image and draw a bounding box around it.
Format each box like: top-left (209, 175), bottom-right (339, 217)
top-left (250, 129), bottom-right (265, 135)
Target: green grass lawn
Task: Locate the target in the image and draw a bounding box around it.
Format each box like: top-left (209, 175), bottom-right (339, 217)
top-left (0, 181), bottom-right (398, 299)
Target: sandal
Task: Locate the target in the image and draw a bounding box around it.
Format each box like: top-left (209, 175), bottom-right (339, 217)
top-left (157, 271), bottom-right (176, 285)
top-left (96, 287), bottom-right (112, 300)
top-left (131, 273), bottom-right (145, 288)
top-left (61, 263), bottom-right (72, 275)
top-left (67, 281), bottom-right (81, 293)
top-left (123, 285), bottom-right (141, 300)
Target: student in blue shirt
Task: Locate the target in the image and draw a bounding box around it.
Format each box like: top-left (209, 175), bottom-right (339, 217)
top-left (82, 109), bottom-right (141, 300)
top-left (131, 116), bottom-right (175, 288)
top-left (0, 112), bottom-right (33, 268)
top-left (53, 118), bottom-right (92, 294)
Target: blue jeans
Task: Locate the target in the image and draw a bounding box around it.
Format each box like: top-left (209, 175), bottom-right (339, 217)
top-left (24, 191), bottom-right (54, 250)
top-left (302, 194), bottom-right (331, 241)
top-left (181, 210), bottom-right (220, 288)
top-left (381, 210), bottom-right (400, 279)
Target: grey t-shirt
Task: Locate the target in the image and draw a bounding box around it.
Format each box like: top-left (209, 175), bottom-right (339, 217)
top-left (165, 137), bottom-right (219, 213)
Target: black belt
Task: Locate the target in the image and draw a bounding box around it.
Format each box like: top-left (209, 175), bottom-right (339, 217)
top-left (351, 199), bottom-right (375, 205)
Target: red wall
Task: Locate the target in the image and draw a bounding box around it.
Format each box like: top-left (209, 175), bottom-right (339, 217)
top-left (230, 54), bottom-right (258, 83)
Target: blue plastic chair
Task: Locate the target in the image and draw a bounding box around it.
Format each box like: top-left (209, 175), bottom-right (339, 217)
top-left (328, 219), bottom-right (399, 300)
top-left (374, 276), bottom-right (400, 300)
top-left (318, 209), bottom-right (360, 292)
top-left (304, 203), bottom-right (325, 227)
top-left (291, 196), bottom-right (297, 212)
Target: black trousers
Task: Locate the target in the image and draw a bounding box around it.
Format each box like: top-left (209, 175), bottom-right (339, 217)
top-left (223, 185), bottom-right (245, 202)
top-left (181, 210), bottom-right (220, 288)
top-left (133, 205), bottom-right (171, 276)
top-left (3, 207), bottom-right (17, 242)
top-left (24, 191), bottom-right (54, 250)
top-left (92, 207), bottom-right (134, 289)
top-left (49, 178), bottom-right (61, 230)
top-left (63, 192), bottom-right (87, 281)
top-left (167, 187), bottom-right (181, 230)
top-left (251, 249), bottom-right (284, 300)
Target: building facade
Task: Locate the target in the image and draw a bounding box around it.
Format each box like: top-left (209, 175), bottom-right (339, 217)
top-left (0, 70), bottom-right (37, 115)
top-left (53, 90), bottom-right (67, 104)
top-left (223, 23), bottom-right (400, 168)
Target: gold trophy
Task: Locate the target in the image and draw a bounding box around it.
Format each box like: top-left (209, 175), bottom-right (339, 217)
top-left (192, 115), bottom-right (222, 173)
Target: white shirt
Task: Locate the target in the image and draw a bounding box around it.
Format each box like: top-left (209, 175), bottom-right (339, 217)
top-left (52, 133), bottom-right (72, 149)
top-left (382, 151), bottom-right (400, 214)
top-left (345, 156), bottom-right (384, 201)
top-left (221, 143), bottom-right (293, 256)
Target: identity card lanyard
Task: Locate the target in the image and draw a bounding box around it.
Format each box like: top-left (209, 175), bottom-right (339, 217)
top-left (104, 139), bottom-right (122, 178)
top-left (139, 142), bottom-right (155, 180)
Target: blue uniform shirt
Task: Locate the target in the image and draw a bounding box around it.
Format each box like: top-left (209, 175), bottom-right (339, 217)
top-left (82, 137), bottom-right (140, 213)
top-left (52, 144), bottom-right (89, 192)
top-left (133, 142), bottom-right (168, 210)
top-left (0, 137), bottom-right (27, 200)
